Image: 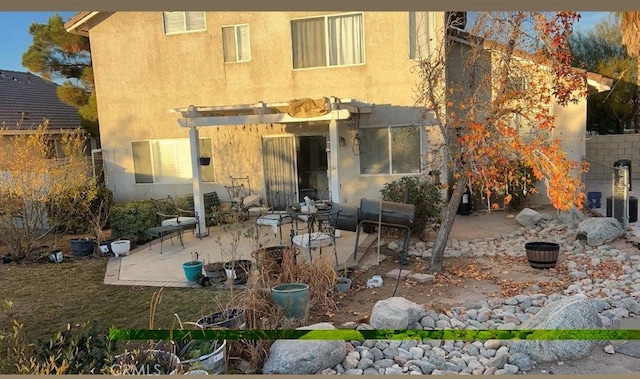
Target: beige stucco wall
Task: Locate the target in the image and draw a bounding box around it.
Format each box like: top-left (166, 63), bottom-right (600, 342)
top-left (88, 11), bottom-right (446, 204)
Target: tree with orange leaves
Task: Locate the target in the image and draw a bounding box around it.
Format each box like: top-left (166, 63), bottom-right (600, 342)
top-left (415, 12), bottom-right (589, 273)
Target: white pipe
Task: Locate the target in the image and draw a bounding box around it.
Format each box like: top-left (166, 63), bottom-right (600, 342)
top-left (377, 197), bottom-right (383, 266)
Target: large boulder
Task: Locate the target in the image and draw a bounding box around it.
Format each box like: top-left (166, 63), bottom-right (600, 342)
top-left (510, 295), bottom-right (603, 362)
top-left (576, 217), bottom-right (625, 246)
top-left (262, 323), bottom-right (346, 374)
top-left (515, 208), bottom-right (542, 227)
top-left (558, 207), bottom-right (586, 228)
top-left (369, 297), bottom-right (425, 329)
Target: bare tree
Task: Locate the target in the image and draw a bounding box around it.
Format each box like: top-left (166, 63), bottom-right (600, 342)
top-left (416, 12), bottom-right (588, 272)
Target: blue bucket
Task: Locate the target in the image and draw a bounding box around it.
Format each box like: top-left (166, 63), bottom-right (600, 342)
top-left (587, 192), bottom-right (602, 209)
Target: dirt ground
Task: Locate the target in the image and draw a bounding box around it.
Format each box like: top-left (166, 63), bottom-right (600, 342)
top-left (317, 206), bottom-right (640, 374)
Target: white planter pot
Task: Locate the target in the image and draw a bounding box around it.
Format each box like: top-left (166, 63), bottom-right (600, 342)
top-left (110, 240), bottom-right (131, 257)
top-left (48, 251), bottom-right (63, 263)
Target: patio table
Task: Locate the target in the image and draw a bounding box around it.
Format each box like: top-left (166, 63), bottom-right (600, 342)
top-left (146, 225), bottom-right (184, 254)
top-left (287, 203), bottom-right (333, 261)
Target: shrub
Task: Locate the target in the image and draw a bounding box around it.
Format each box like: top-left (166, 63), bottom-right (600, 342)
top-left (51, 185), bottom-right (114, 235)
top-left (110, 200), bottom-right (164, 243)
top-left (0, 123), bottom-right (92, 260)
top-left (27, 321), bottom-right (114, 374)
top-left (380, 175), bottom-right (443, 236)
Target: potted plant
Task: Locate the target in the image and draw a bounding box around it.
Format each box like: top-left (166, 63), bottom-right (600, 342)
top-left (335, 276), bottom-right (352, 293)
top-left (48, 249), bottom-right (64, 263)
top-left (203, 261), bottom-right (226, 283)
top-left (182, 252), bottom-right (204, 282)
top-left (335, 266), bottom-right (353, 293)
top-left (70, 237), bottom-right (95, 257)
top-left (111, 239), bottom-right (132, 257)
top-left (223, 259), bottom-right (252, 285)
top-left (199, 139), bottom-right (211, 166)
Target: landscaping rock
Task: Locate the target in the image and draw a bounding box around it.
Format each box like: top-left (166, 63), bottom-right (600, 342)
top-left (558, 207), bottom-right (586, 228)
top-left (407, 273), bottom-right (435, 283)
top-left (369, 297), bottom-right (425, 329)
top-left (386, 269), bottom-right (412, 279)
top-left (262, 323), bottom-right (346, 374)
top-left (515, 208), bottom-right (542, 227)
top-left (510, 295), bottom-right (602, 362)
top-left (576, 217), bottom-right (625, 247)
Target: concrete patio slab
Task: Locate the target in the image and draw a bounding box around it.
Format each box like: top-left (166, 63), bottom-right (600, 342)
top-left (105, 220), bottom-right (379, 288)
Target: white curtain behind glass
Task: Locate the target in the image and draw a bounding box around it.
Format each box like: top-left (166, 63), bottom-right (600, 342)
top-left (153, 140), bottom-right (192, 184)
top-left (222, 26), bottom-right (236, 62)
top-left (329, 14), bottom-right (364, 66)
top-left (186, 12), bottom-right (206, 31)
top-left (409, 11), bottom-right (433, 59)
top-left (236, 25), bottom-right (251, 61)
top-left (291, 18), bottom-right (326, 69)
top-left (163, 12), bottom-right (185, 34)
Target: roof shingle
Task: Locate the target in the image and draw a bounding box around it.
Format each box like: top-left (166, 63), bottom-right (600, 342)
top-left (0, 69), bottom-right (82, 131)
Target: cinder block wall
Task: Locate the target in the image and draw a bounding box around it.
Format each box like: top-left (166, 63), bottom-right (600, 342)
top-left (585, 134), bottom-right (640, 181)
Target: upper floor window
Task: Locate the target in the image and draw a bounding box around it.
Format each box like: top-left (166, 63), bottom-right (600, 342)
top-left (359, 125), bottom-right (422, 175)
top-left (222, 24), bottom-right (251, 62)
top-left (291, 13), bottom-right (364, 69)
top-left (409, 11), bottom-right (436, 60)
top-left (163, 12), bottom-right (206, 34)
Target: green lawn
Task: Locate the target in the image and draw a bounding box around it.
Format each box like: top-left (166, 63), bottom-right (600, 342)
top-left (0, 257), bottom-right (231, 344)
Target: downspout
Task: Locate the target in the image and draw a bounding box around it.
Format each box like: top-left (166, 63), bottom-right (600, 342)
top-left (187, 105), bottom-right (207, 237)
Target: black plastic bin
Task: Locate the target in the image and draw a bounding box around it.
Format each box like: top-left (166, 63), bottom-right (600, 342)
top-left (606, 195), bottom-right (638, 223)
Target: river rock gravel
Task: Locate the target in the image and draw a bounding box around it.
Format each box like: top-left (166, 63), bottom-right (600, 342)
top-left (307, 215), bottom-right (640, 375)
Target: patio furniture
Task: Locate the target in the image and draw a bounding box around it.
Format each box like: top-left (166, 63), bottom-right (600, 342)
top-left (184, 191), bottom-right (235, 233)
top-left (146, 225), bottom-right (184, 254)
top-left (150, 195), bottom-right (201, 240)
top-left (291, 207), bottom-right (341, 265)
top-left (255, 192), bottom-right (296, 244)
top-left (224, 176), bottom-right (262, 219)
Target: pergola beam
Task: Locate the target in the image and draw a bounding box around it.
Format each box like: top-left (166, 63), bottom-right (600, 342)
top-left (177, 109), bottom-right (352, 127)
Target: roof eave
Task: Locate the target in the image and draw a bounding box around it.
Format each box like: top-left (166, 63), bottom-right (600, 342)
top-left (64, 11), bottom-right (100, 36)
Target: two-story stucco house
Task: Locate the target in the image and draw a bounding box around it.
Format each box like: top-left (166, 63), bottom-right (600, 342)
top-left (65, 11), bottom-right (609, 233)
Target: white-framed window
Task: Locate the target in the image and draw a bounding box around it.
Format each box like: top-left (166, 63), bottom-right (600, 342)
top-left (409, 11), bottom-right (436, 60)
top-left (222, 24), bottom-right (251, 62)
top-left (163, 12), bottom-right (206, 35)
top-left (359, 125), bottom-right (422, 175)
top-left (131, 138), bottom-right (214, 184)
top-left (291, 12), bottom-right (364, 69)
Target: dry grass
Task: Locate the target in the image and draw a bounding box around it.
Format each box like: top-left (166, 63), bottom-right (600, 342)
top-left (221, 246), bottom-right (340, 373)
top-left (1, 243), bottom-right (344, 374)
top-left (0, 257), bottom-right (231, 345)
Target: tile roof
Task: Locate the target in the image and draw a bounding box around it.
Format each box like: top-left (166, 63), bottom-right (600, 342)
top-left (0, 69), bottom-right (82, 131)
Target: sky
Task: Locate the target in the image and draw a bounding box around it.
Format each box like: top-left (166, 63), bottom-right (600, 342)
top-left (0, 11), bottom-right (614, 79)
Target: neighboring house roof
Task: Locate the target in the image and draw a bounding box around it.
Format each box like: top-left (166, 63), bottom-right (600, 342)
top-left (0, 69), bottom-right (82, 132)
top-left (447, 28), bottom-right (613, 94)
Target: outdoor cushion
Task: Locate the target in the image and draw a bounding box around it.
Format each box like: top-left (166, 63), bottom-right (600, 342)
top-left (292, 232), bottom-right (333, 248)
top-left (161, 216), bottom-right (198, 228)
top-left (256, 213), bottom-right (293, 235)
top-left (242, 194), bottom-right (261, 207)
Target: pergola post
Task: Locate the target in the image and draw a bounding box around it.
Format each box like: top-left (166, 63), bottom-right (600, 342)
top-left (187, 107), bottom-right (207, 237)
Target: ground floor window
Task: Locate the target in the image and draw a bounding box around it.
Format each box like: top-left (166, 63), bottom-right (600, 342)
top-left (359, 125), bottom-right (422, 175)
top-left (131, 138), bottom-right (214, 184)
